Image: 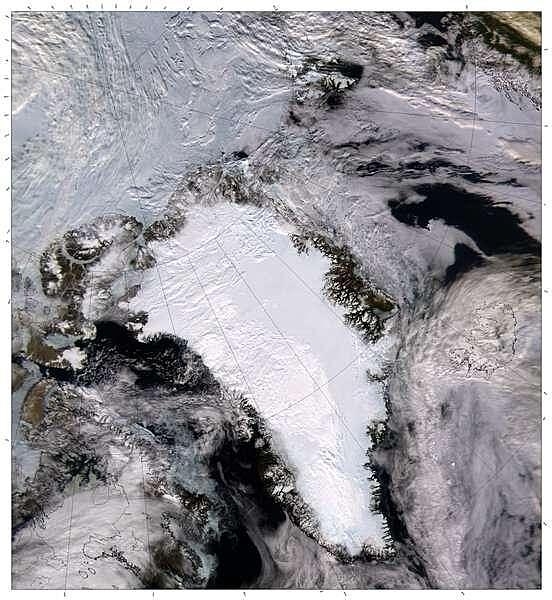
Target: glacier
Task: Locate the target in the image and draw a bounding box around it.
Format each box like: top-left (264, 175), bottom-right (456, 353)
top-left (11, 10), bottom-right (541, 590)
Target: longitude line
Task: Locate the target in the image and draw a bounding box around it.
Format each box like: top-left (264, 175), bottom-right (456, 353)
top-left (63, 390), bottom-right (84, 592)
top-left (215, 237), bottom-right (366, 451)
top-left (186, 257), bottom-right (261, 414)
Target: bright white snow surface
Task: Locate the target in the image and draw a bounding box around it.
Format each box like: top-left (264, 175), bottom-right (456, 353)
top-left (129, 202), bottom-right (391, 554)
top-left (62, 346), bottom-right (87, 370)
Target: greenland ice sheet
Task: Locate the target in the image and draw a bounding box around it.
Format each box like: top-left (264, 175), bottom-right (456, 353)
top-left (11, 9), bottom-right (541, 589)
top-left (129, 202), bottom-right (391, 553)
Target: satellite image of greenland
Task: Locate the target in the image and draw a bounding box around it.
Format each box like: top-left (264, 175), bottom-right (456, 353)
top-left (10, 9), bottom-right (541, 590)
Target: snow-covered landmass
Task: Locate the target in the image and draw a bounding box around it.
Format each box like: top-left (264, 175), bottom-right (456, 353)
top-left (61, 347), bottom-right (86, 370)
top-left (131, 202), bottom-right (391, 553)
top-left (11, 10), bottom-right (541, 590)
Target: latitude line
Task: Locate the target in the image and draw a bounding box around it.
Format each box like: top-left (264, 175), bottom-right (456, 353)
top-left (233, 208), bottom-right (395, 335)
top-left (83, 18), bottom-right (201, 561)
top-left (278, 170), bottom-right (464, 254)
top-left (286, 148), bottom-right (542, 208)
top-left (427, 51), bottom-right (480, 274)
top-left (88, 38), bottom-right (228, 570)
top-left (10, 9), bottom-right (542, 315)
top-left (12, 52), bottom-right (118, 286)
top-left (8, 15), bottom-right (540, 592)
top-left (266, 354), bottom-right (363, 420)
top-left (139, 452), bottom-right (152, 566)
top-left (16, 98), bottom-right (80, 282)
top-left (467, 56), bottom-right (478, 165)
top-left (399, 58), bottom-right (538, 578)
top-left (12, 60), bottom-right (284, 133)
top-left (138, 209), bottom-right (375, 424)
top-left (11, 59), bottom-right (542, 129)
top-left (10, 43), bottom-right (542, 291)
top-left (186, 256), bottom-right (261, 414)
top-left (90, 10), bottom-right (187, 369)
top-left (431, 442), bottom-right (539, 590)
top-left (214, 237), bottom-right (367, 451)
top-left (11, 214), bottom-right (242, 276)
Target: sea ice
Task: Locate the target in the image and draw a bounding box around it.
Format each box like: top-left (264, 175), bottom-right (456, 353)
top-left (129, 202), bottom-right (392, 553)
